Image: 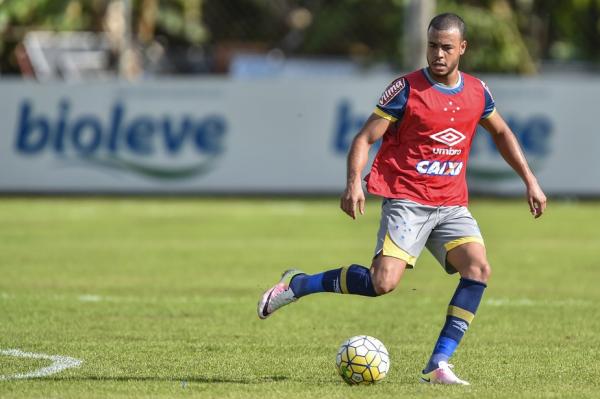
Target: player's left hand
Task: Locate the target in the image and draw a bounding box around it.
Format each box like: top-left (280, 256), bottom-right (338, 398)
top-left (527, 183), bottom-right (547, 218)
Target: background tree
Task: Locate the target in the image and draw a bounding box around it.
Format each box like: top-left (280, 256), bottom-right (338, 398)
top-left (1, 0), bottom-right (599, 75)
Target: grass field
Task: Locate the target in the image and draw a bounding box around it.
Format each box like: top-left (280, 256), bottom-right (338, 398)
top-left (0, 197), bottom-right (599, 398)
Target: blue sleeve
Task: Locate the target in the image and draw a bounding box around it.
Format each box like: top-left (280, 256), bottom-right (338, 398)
top-left (481, 80), bottom-right (496, 119)
top-left (374, 77), bottom-right (410, 122)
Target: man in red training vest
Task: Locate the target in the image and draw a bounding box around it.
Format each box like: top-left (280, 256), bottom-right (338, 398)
top-left (258, 12), bottom-right (546, 385)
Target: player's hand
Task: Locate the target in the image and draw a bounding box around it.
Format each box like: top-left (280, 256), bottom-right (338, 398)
top-left (527, 182), bottom-right (547, 218)
top-left (340, 184), bottom-right (365, 220)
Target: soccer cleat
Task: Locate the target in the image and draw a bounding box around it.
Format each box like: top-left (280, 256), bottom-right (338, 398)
top-left (257, 269), bottom-right (304, 319)
top-left (419, 361), bottom-right (470, 385)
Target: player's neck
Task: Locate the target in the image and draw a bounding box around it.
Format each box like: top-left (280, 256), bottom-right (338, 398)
top-left (426, 67), bottom-right (460, 87)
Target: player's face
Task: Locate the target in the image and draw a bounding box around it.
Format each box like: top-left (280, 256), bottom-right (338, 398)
top-left (426, 27), bottom-right (466, 81)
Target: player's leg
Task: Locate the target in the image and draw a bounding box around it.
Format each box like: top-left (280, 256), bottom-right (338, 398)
top-left (258, 198), bottom-right (426, 319)
top-left (289, 251), bottom-right (407, 298)
top-left (257, 257), bottom-right (407, 319)
top-left (421, 208), bottom-right (489, 384)
top-left (422, 242), bottom-right (489, 384)
top-left (288, 198), bottom-right (413, 298)
top-left (257, 266), bottom-right (373, 320)
top-left (257, 261), bottom-right (383, 320)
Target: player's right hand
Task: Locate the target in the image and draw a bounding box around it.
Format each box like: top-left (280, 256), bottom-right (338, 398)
top-left (340, 184), bottom-right (365, 219)
top-left (526, 182), bottom-right (547, 218)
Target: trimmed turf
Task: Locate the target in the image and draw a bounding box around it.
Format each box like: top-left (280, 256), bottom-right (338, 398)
top-left (0, 198), bottom-right (599, 398)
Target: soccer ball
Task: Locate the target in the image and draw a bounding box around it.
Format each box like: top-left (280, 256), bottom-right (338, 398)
top-left (335, 335), bottom-right (390, 385)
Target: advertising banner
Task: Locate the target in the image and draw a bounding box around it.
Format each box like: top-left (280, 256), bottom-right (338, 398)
top-left (0, 76), bottom-right (596, 195)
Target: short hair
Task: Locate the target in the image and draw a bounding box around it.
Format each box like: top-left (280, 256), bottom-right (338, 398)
top-left (428, 13), bottom-right (466, 39)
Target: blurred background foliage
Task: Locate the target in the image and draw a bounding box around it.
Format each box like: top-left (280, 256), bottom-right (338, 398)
top-left (0, 0), bottom-right (599, 75)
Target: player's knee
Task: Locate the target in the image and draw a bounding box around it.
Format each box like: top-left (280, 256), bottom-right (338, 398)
top-left (371, 270), bottom-right (402, 295)
top-left (462, 259), bottom-right (491, 283)
top-left (370, 255), bottom-right (406, 295)
top-left (371, 265), bottom-right (401, 296)
top-left (483, 262), bottom-right (492, 281)
top-left (372, 278), bottom-right (399, 295)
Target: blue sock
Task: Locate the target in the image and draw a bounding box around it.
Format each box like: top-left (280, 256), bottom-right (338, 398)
top-left (289, 264), bottom-right (377, 298)
top-left (424, 278), bottom-right (487, 373)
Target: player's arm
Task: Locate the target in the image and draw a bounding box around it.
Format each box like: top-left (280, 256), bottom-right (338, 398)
top-left (340, 114), bottom-right (390, 219)
top-left (479, 111), bottom-right (547, 218)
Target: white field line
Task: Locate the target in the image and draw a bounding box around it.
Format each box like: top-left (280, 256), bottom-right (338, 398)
top-left (76, 294), bottom-right (244, 304)
top-left (0, 349), bottom-right (83, 380)
top-left (77, 295), bottom-right (103, 302)
top-left (412, 296), bottom-right (593, 307)
top-left (485, 298), bottom-right (592, 307)
top-left (9, 293), bottom-right (248, 304)
top-left (5, 292), bottom-right (594, 307)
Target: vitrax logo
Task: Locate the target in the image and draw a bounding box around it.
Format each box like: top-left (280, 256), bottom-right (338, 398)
top-left (430, 128), bottom-right (466, 147)
top-left (378, 78), bottom-right (405, 106)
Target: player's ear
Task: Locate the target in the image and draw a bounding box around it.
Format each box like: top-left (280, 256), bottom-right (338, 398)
top-left (459, 40), bottom-right (467, 55)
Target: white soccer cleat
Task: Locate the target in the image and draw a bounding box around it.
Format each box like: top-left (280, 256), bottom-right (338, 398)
top-left (257, 269), bottom-right (304, 319)
top-left (419, 361), bottom-right (470, 385)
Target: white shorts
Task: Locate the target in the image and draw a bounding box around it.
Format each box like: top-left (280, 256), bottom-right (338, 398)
top-left (374, 198), bottom-right (484, 274)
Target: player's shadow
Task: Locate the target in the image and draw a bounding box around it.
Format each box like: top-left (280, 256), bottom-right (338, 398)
top-left (47, 375), bottom-right (289, 384)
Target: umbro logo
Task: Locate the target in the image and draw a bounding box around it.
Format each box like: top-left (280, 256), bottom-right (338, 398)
top-left (430, 128), bottom-right (466, 147)
top-left (333, 279), bottom-right (341, 293)
top-left (452, 320), bottom-right (469, 333)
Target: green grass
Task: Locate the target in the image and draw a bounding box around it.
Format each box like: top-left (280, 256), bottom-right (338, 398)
top-left (0, 197), bottom-right (599, 398)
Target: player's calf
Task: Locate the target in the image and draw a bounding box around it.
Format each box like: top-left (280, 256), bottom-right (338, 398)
top-left (290, 264), bottom-right (379, 298)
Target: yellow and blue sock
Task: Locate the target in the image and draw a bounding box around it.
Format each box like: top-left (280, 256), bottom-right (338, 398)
top-left (289, 264), bottom-right (377, 298)
top-left (423, 277), bottom-right (487, 373)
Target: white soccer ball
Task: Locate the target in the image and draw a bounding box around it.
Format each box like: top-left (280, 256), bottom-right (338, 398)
top-left (335, 335), bottom-right (390, 385)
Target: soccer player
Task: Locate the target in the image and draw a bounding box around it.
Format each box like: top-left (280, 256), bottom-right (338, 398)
top-left (257, 13), bottom-right (547, 385)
